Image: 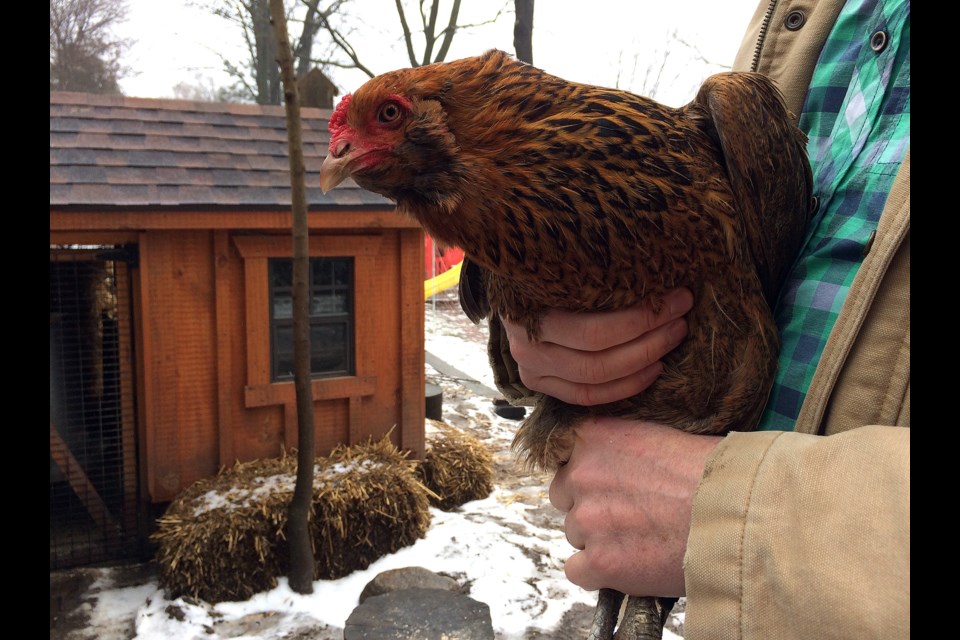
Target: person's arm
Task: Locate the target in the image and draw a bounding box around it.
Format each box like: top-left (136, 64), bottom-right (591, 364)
top-left (685, 424), bottom-right (910, 639)
top-left (547, 418), bottom-right (910, 639)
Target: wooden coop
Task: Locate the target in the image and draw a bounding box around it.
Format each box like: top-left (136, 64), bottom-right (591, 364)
top-left (50, 91), bottom-right (425, 568)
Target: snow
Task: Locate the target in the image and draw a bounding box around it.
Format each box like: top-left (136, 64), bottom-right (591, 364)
top-left (52, 295), bottom-right (684, 639)
top-left (191, 461), bottom-right (386, 516)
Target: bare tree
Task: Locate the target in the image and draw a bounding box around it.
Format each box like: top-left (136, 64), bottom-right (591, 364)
top-left (172, 74), bottom-right (226, 101)
top-left (50, 0), bottom-right (130, 93)
top-left (320, 0), bottom-right (509, 75)
top-left (617, 29), bottom-right (728, 102)
top-left (202, 1), bottom-right (510, 103)
top-left (394, 0), bottom-right (461, 66)
top-left (268, 0), bottom-right (317, 595)
top-left (197, 0), bottom-right (348, 104)
top-left (513, 0), bottom-right (533, 64)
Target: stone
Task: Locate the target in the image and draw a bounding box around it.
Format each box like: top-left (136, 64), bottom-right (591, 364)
top-left (358, 566), bottom-right (460, 604)
top-left (343, 588), bottom-right (494, 640)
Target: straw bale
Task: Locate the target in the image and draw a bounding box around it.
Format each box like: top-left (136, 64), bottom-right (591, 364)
top-left (309, 437), bottom-right (433, 580)
top-left (152, 437), bottom-right (432, 603)
top-left (419, 420), bottom-right (494, 511)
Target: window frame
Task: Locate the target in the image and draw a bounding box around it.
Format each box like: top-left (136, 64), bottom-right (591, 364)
top-left (233, 234), bottom-right (382, 409)
top-left (268, 256), bottom-right (355, 382)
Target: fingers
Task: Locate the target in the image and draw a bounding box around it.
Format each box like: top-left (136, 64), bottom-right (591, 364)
top-left (511, 317), bottom-right (686, 383)
top-left (559, 506), bottom-right (628, 592)
top-left (563, 549), bottom-right (607, 592)
top-left (549, 433), bottom-right (621, 593)
top-left (537, 288), bottom-right (693, 351)
top-left (502, 289), bottom-right (692, 405)
top-left (504, 318), bottom-right (687, 406)
top-left (532, 361), bottom-right (665, 407)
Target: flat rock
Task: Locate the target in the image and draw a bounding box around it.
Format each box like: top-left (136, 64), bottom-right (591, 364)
top-left (344, 587), bottom-right (494, 640)
top-left (358, 566), bottom-right (460, 604)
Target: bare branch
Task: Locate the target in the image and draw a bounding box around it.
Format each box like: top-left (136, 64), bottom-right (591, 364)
top-left (315, 8), bottom-right (377, 77)
top-left (420, 0), bottom-right (441, 65)
top-left (296, 0), bottom-right (322, 75)
top-left (673, 32), bottom-right (728, 68)
top-left (418, 0), bottom-right (429, 30)
top-left (295, 0), bottom-right (351, 76)
top-left (437, 2), bottom-right (508, 36)
top-left (432, 0), bottom-right (461, 63)
top-left (395, 0), bottom-right (418, 67)
top-left (193, 0), bottom-right (511, 99)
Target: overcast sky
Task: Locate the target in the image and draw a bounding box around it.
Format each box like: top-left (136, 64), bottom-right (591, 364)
top-left (116, 0), bottom-right (760, 107)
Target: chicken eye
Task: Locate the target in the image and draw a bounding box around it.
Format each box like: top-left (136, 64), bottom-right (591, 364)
top-left (377, 101), bottom-right (403, 124)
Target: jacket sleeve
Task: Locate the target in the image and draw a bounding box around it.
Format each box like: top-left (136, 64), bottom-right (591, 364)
top-left (683, 426), bottom-right (910, 640)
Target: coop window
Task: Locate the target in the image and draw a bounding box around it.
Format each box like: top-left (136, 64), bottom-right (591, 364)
top-left (268, 257), bottom-right (354, 381)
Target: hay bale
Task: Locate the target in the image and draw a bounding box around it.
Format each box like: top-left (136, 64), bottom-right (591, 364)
top-left (152, 437), bottom-right (432, 603)
top-left (418, 420), bottom-right (494, 511)
top-left (310, 437), bottom-right (433, 580)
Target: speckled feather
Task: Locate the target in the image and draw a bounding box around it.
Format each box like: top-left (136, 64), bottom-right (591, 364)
top-left (327, 50), bottom-right (812, 471)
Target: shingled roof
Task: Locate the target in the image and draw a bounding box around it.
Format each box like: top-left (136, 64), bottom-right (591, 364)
top-left (50, 91), bottom-right (393, 209)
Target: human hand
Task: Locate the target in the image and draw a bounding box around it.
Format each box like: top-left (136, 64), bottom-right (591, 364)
top-left (500, 288), bottom-right (693, 406)
top-left (549, 417), bottom-right (722, 597)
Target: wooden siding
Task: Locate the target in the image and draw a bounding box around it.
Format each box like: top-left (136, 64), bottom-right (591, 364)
top-left (140, 231), bottom-right (221, 498)
top-left (59, 225), bottom-right (426, 503)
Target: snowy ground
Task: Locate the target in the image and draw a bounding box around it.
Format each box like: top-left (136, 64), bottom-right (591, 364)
top-left (50, 293), bottom-right (685, 640)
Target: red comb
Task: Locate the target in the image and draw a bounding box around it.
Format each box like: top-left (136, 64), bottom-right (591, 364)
top-left (329, 93), bottom-right (353, 137)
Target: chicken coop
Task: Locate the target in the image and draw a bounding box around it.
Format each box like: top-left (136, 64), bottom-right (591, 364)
top-left (50, 92), bottom-right (426, 569)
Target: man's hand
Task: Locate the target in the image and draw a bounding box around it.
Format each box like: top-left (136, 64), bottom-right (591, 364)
top-left (500, 288), bottom-right (693, 406)
top-left (549, 417), bottom-right (722, 597)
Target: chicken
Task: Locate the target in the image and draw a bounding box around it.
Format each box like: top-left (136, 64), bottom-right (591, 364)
top-left (320, 49), bottom-right (813, 639)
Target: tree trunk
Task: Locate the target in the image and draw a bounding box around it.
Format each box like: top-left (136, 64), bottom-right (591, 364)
top-left (513, 0), bottom-right (534, 64)
top-left (256, 0), bottom-right (281, 104)
top-left (269, 0), bottom-right (316, 595)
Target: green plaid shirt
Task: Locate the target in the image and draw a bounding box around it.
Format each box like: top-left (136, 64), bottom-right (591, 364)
top-left (758, 0), bottom-right (910, 430)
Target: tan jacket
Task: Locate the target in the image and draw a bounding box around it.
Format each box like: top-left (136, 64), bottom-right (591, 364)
top-left (684, 1), bottom-right (910, 638)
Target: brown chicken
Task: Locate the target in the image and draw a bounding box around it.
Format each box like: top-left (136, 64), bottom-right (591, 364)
top-left (320, 49), bottom-right (812, 639)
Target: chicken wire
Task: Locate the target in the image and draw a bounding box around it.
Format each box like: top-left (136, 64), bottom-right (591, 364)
top-left (50, 245), bottom-right (145, 569)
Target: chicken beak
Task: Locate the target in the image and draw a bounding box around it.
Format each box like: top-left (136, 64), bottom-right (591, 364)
top-left (319, 152), bottom-right (351, 194)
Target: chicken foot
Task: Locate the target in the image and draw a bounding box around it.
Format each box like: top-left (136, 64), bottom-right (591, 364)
top-left (588, 589), bottom-right (677, 640)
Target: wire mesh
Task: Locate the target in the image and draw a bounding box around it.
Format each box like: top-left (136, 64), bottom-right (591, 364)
top-left (50, 246), bottom-right (144, 569)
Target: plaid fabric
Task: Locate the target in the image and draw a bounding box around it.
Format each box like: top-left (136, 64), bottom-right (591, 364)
top-left (758, 0), bottom-right (910, 430)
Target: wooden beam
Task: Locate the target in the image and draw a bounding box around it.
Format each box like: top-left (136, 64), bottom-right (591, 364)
top-left (113, 262), bottom-right (140, 537)
top-left (50, 209), bottom-right (416, 233)
top-left (50, 421), bottom-right (118, 538)
top-left (399, 228), bottom-right (426, 458)
top-left (214, 231), bottom-right (235, 467)
top-left (348, 396), bottom-right (362, 445)
top-left (244, 375), bottom-right (376, 407)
